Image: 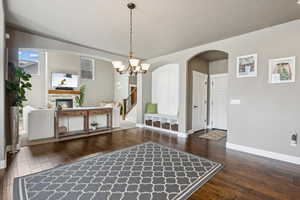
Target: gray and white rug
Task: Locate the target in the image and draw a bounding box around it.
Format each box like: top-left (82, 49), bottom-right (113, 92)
top-left (14, 142), bottom-right (222, 200)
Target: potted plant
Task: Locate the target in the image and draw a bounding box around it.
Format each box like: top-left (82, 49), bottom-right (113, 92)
top-left (75, 85), bottom-right (86, 107)
top-left (6, 66), bottom-right (32, 153)
top-left (91, 121), bottom-right (98, 131)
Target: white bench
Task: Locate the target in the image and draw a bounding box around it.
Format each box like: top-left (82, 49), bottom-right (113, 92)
top-left (144, 113), bottom-right (179, 132)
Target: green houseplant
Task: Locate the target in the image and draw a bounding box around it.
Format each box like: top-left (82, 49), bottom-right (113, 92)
top-left (75, 85), bottom-right (86, 107)
top-left (6, 67), bottom-right (32, 107)
top-left (6, 65), bottom-right (32, 153)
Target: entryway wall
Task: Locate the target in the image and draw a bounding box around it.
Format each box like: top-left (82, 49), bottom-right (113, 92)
top-left (186, 50), bottom-right (228, 132)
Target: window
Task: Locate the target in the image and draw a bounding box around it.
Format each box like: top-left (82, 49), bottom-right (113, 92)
top-left (18, 50), bottom-right (40, 75)
top-left (80, 56), bottom-right (95, 80)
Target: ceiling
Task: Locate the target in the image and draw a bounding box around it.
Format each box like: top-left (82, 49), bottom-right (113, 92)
top-left (5, 0), bottom-right (300, 59)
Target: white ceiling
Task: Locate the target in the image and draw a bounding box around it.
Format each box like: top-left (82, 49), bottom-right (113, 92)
top-left (5, 0), bottom-right (300, 59)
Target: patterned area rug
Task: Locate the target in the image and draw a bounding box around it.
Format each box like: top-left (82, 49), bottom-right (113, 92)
top-left (14, 142), bottom-right (222, 200)
top-left (198, 130), bottom-right (227, 140)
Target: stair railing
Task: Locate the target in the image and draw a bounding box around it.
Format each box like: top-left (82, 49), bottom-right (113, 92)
top-left (122, 88), bottom-right (137, 120)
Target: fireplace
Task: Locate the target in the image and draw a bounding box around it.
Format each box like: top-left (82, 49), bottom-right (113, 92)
top-left (56, 99), bottom-right (73, 109)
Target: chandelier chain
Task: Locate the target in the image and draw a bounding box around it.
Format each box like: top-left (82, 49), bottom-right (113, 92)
top-left (112, 3), bottom-right (150, 75)
top-left (129, 8), bottom-right (133, 58)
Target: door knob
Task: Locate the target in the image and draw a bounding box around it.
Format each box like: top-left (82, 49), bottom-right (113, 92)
top-left (193, 106), bottom-right (198, 108)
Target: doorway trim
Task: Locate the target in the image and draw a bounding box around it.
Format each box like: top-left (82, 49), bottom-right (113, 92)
top-left (209, 73), bottom-right (228, 130)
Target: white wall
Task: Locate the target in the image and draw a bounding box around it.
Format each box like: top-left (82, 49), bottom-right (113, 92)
top-left (152, 64), bottom-right (179, 116)
top-left (141, 19), bottom-right (300, 158)
top-left (0, 1), bottom-right (5, 164)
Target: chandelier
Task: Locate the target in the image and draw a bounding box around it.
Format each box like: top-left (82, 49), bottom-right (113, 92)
top-left (112, 3), bottom-right (150, 75)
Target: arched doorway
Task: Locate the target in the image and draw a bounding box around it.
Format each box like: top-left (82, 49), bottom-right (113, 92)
top-left (186, 50), bottom-right (229, 133)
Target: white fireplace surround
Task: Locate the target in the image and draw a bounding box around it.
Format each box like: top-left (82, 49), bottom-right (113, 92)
top-left (48, 93), bottom-right (79, 109)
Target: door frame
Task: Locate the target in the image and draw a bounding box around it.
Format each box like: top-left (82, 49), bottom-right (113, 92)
top-left (192, 71), bottom-right (208, 132)
top-left (209, 73), bottom-right (228, 130)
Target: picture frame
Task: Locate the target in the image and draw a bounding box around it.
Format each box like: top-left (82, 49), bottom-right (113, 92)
top-left (268, 56), bottom-right (296, 84)
top-left (236, 54), bottom-right (258, 78)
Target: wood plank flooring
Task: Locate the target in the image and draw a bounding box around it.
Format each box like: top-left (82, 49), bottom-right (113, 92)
top-left (1, 128), bottom-right (300, 200)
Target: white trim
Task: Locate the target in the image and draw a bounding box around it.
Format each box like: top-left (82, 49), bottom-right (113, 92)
top-left (144, 125), bottom-right (188, 138)
top-left (236, 54), bottom-right (258, 78)
top-left (6, 144), bottom-right (21, 152)
top-left (136, 123), bottom-right (144, 128)
top-left (226, 142), bottom-right (300, 165)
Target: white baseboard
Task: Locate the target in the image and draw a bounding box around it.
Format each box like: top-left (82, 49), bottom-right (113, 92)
top-left (142, 125), bottom-right (188, 138)
top-left (6, 144), bottom-right (21, 152)
top-left (226, 142), bottom-right (300, 165)
top-left (136, 123), bottom-right (144, 128)
top-left (0, 145), bottom-right (9, 169)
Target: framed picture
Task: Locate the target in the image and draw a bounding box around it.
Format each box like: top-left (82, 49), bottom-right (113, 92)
top-left (237, 54), bottom-right (258, 78)
top-left (80, 56), bottom-right (95, 80)
top-left (269, 56), bottom-right (296, 84)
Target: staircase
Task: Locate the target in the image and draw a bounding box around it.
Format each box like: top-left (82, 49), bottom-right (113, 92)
top-left (121, 87), bottom-right (137, 120)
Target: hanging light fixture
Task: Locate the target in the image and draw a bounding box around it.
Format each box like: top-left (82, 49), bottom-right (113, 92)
top-left (112, 3), bottom-right (150, 75)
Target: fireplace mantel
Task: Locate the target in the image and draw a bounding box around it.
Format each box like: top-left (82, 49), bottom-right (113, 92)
top-left (48, 90), bottom-right (80, 95)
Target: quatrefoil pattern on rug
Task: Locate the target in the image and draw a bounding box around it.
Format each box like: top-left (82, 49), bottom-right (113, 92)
top-left (14, 142), bottom-right (222, 200)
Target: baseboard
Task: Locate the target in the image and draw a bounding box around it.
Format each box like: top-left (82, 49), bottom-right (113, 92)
top-left (143, 125), bottom-right (188, 138)
top-left (135, 123), bottom-right (144, 128)
top-left (6, 144), bottom-right (21, 152)
top-left (226, 142), bottom-right (300, 165)
top-left (0, 145), bottom-right (8, 169)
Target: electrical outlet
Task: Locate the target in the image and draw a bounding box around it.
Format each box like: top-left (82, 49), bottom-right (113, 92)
top-left (290, 132), bottom-right (297, 147)
top-left (230, 99), bottom-right (241, 105)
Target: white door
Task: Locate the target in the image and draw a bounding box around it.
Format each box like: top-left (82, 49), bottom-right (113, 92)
top-left (192, 71), bottom-right (208, 131)
top-left (210, 74), bottom-right (228, 130)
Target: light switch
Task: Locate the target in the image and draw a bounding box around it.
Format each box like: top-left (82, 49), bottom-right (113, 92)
top-left (230, 99), bottom-right (241, 105)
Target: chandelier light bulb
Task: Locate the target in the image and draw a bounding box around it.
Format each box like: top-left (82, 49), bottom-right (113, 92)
top-left (129, 58), bottom-right (140, 67)
top-left (112, 61), bottom-right (123, 69)
top-left (119, 64), bottom-right (126, 71)
top-left (141, 63), bottom-right (150, 71)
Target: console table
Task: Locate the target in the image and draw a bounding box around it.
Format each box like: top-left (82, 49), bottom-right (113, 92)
top-left (55, 107), bottom-right (113, 138)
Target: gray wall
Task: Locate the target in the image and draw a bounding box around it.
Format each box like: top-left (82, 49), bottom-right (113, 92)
top-left (209, 59), bottom-right (228, 74)
top-left (6, 27), bottom-right (127, 62)
top-left (144, 19), bottom-right (300, 158)
top-left (47, 51), bottom-right (114, 106)
top-left (186, 57), bottom-right (209, 130)
top-left (0, 1), bottom-right (5, 163)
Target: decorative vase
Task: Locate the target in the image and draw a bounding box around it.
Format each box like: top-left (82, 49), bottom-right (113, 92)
top-left (10, 106), bottom-right (20, 153)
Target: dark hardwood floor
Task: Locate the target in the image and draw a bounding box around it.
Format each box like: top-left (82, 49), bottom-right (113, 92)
top-left (1, 128), bottom-right (300, 200)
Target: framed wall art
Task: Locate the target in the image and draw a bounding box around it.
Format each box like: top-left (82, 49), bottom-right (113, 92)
top-left (268, 56), bottom-right (296, 84)
top-left (237, 54), bottom-right (258, 78)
